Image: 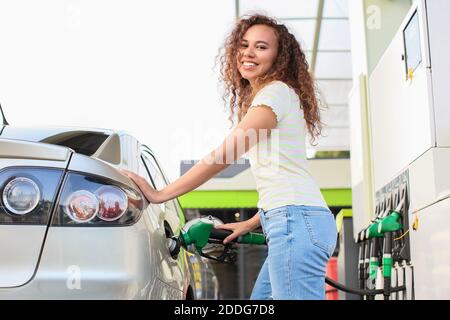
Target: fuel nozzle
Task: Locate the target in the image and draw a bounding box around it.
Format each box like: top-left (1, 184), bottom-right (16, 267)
top-left (377, 212), bottom-right (403, 234)
top-left (167, 215), bottom-right (266, 262)
top-left (377, 199), bottom-right (405, 235)
top-left (167, 236), bottom-right (182, 258)
top-left (167, 216), bottom-right (216, 258)
top-left (209, 228), bottom-right (266, 245)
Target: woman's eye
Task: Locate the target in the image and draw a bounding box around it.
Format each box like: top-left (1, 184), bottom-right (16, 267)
top-left (240, 43), bottom-right (248, 48)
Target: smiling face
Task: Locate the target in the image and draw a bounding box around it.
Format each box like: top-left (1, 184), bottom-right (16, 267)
top-left (237, 24), bottom-right (279, 87)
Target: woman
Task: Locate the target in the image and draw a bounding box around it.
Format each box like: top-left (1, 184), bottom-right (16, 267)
top-left (121, 14), bottom-right (337, 300)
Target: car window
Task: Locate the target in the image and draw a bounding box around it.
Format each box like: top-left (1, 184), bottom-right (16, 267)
top-left (137, 158), bottom-right (165, 214)
top-left (138, 157), bottom-right (156, 188)
top-left (141, 150), bottom-right (185, 230)
top-left (141, 153), bottom-right (166, 190)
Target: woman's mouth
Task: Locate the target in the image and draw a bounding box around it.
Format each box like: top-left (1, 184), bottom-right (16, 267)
top-left (242, 61), bottom-right (258, 70)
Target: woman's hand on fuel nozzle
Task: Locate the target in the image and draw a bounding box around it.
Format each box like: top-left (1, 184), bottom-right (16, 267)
top-left (215, 220), bottom-right (253, 245)
top-left (119, 169), bottom-right (166, 204)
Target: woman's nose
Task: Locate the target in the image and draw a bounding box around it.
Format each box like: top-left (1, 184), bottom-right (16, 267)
top-left (243, 46), bottom-right (255, 58)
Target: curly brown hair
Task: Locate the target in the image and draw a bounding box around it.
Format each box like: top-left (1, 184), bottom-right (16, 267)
top-left (217, 14), bottom-right (325, 144)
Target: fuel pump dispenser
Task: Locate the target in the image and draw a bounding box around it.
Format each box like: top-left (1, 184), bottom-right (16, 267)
top-left (357, 0), bottom-right (450, 298)
top-left (356, 182), bottom-right (412, 299)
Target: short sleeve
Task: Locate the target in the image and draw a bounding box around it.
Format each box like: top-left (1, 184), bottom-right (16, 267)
top-left (250, 81), bottom-right (291, 123)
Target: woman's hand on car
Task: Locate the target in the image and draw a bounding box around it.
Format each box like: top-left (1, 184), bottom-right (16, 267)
top-left (119, 169), bottom-right (166, 204)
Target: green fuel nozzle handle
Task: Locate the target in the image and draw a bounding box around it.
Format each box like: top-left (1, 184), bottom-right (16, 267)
top-left (378, 211), bottom-right (403, 234)
top-left (366, 220), bottom-right (383, 239)
top-left (239, 232), bottom-right (266, 245)
top-left (209, 228), bottom-right (266, 245)
top-left (181, 220), bottom-right (214, 253)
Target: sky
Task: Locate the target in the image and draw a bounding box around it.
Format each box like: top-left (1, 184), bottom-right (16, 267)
top-left (0, 0), bottom-right (236, 181)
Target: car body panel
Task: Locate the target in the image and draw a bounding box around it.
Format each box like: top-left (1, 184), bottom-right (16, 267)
top-left (68, 152), bottom-right (129, 186)
top-left (0, 225), bottom-right (48, 287)
top-left (0, 222), bottom-right (182, 299)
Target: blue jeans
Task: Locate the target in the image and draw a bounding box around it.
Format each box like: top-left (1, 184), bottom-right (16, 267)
top-left (250, 205), bottom-right (337, 300)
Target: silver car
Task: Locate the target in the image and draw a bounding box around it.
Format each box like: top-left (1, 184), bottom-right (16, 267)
top-left (0, 125), bottom-right (219, 299)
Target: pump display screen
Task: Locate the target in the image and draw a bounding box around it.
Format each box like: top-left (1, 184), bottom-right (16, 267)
top-left (403, 10), bottom-right (422, 77)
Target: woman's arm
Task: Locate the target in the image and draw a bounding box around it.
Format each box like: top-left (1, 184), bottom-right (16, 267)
top-left (122, 105), bottom-right (277, 203)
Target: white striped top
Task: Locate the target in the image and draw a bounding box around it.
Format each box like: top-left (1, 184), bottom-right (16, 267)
top-left (246, 80), bottom-right (327, 211)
